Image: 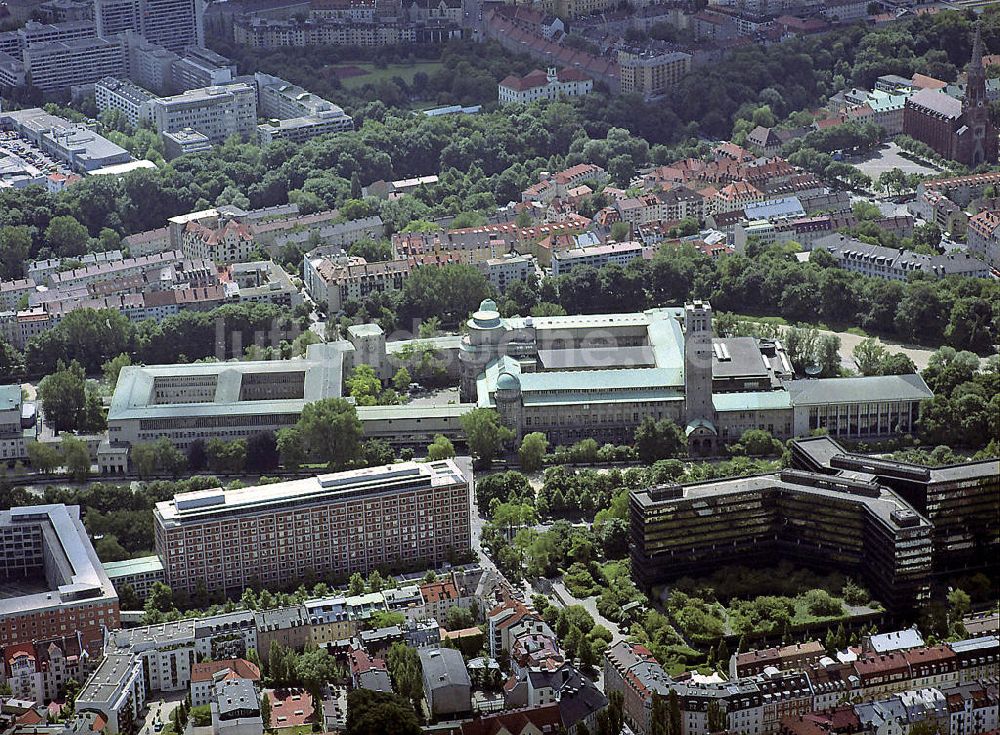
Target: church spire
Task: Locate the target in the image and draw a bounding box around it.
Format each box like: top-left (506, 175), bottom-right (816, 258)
top-left (965, 23), bottom-right (987, 111)
top-left (970, 23), bottom-right (984, 73)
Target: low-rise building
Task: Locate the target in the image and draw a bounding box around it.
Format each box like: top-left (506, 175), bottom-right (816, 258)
top-left (498, 66), bottom-right (592, 106)
top-left (420, 648), bottom-right (471, 717)
top-left (191, 659), bottom-right (261, 707)
top-left (303, 255), bottom-right (409, 312)
top-left (100, 555), bottom-right (166, 603)
top-left (811, 234), bottom-right (993, 280)
top-left (551, 240), bottom-right (644, 276)
top-left (0, 108), bottom-right (133, 173)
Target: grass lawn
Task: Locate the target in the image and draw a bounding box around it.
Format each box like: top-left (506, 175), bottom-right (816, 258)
top-left (335, 61), bottom-right (445, 89)
top-left (275, 725), bottom-right (315, 735)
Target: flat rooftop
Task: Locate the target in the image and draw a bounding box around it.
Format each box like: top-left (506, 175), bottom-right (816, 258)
top-left (155, 459), bottom-right (467, 525)
top-left (101, 555), bottom-right (164, 578)
top-left (0, 505), bottom-right (118, 616)
top-left (631, 469), bottom-right (931, 533)
top-left (107, 343), bottom-right (351, 422)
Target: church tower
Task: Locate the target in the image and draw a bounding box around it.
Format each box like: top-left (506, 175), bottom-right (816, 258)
top-left (684, 301), bottom-right (717, 455)
top-left (963, 24), bottom-right (996, 166)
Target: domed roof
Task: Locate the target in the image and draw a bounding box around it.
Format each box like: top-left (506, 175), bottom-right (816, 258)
top-left (496, 371), bottom-right (520, 391)
top-left (471, 299), bottom-right (502, 329)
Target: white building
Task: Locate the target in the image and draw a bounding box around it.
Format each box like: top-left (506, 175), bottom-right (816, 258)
top-left (255, 72), bottom-right (354, 145)
top-left (21, 36), bottom-right (125, 91)
top-left (211, 678), bottom-right (263, 735)
top-left (149, 82), bottom-right (257, 147)
top-left (498, 66), bottom-right (593, 106)
top-left (551, 241), bottom-right (644, 276)
top-left (95, 77), bottom-right (156, 127)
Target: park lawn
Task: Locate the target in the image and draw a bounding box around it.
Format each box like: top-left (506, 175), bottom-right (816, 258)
top-left (338, 62), bottom-right (445, 89)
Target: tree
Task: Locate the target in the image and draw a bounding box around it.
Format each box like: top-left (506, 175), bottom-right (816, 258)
top-left (206, 438), bottom-right (247, 473)
top-left (45, 215), bottom-right (89, 257)
top-left (853, 337), bottom-right (888, 376)
top-left (518, 432), bottom-right (548, 472)
top-left (460, 408), bottom-right (514, 466)
top-left (260, 692), bottom-right (272, 732)
top-left (348, 365), bottom-right (382, 406)
top-left (635, 417), bottom-right (686, 463)
top-left (345, 689), bottom-right (421, 735)
top-left (246, 432), bottom-right (280, 473)
top-left (815, 334), bottom-right (842, 377)
top-left (385, 643), bottom-right (424, 705)
top-left (0, 225), bottom-right (32, 280)
top-left (276, 428), bottom-right (307, 470)
top-left (731, 429), bottom-right (780, 457)
top-left (399, 263), bottom-right (492, 326)
top-left (947, 588), bottom-right (971, 620)
top-left (38, 360), bottom-right (87, 432)
top-left (392, 367), bottom-right (411, 393)
top-left (426, 434), bottom-right (456, 460)
top-left (295, 398), bottom-right (363, 469)
top-left (610, 221), bottom-right (631, 241)
top-left (707, 700), bottom-right (726, 733)
top-left (146, 582), bottom-right (175, 613)
top-left (102, 353), bottom-right (132, 386)
top-left (443, 605), bottom-right (475, 631)
top-left (27, 441), bottom-right (62, 473)
top-left (348, 572), bottom-right (366, 596)
top-left (61, 435), bottom-right (91, 481)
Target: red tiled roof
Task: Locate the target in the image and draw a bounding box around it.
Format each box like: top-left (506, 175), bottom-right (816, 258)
top-left (191, 659), bottom-right (261, 683)
top-left (461, 704), bottom-right (562, 735)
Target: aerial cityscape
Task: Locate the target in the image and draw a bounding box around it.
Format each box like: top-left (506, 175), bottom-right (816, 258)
top-left (0, 0), bottom-right (998, 733)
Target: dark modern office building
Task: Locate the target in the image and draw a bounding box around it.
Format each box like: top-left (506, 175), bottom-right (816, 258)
top-left (790, 436), bottom-right (999, 573)
top-left (629, 466), bottom-right (934, 613)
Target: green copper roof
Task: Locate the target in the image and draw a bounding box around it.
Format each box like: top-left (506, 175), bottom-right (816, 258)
top-left (713, 391), bottom-right (792, 412)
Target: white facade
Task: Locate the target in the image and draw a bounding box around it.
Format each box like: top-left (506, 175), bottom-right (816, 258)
top-left (95, 77), bottom-right (156, 127)
top-left (149, 83), bottom-right (257, 145)
top-left (498, 67), bottom-right (593, 106)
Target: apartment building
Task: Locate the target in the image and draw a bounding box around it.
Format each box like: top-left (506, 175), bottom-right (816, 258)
top-left (94, 77), bottom-right (156, 127)
top-left (812, 234), bottom-right (993, 280)
top-left (233, 16), bottom-right (460, 48)
top-left (0, 631), bottom-right (93, 705)
top-left (550, 241), bottom-right (644, 276)
top-left (171, 46), bottom-right (235, 91)
top-left (629, 467), bottom-right (934, 613)
top-left (21, 35), bottom-right (124, 91)
top-left (0, 505), bottom-right (120, 658)
top-left (618, 50), bottom-right (691, 98)
top-left (94, 0), bottom-right (205, 52)
top-left (0, 383), bottom-right (29, 463)
top-left (303, 255), bottom-right (410, 312)
top-left (182, 219), bottom-right (257, 263)
top-left (497, 66), bottom-right (592, 106)
top-left (149, 82), bottom-right (257, 148)
top-left (74, 653), bottom-right (145, 735)
top-left (966, 209), bottom-right (1000, 267)
top-left (47, 250), bottom-right (184, 290)
top-left (153, 460), bottom-right (471, 596)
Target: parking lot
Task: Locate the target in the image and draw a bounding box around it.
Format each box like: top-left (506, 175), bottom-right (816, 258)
top-left (849, 142), bottom-right (943, 178)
